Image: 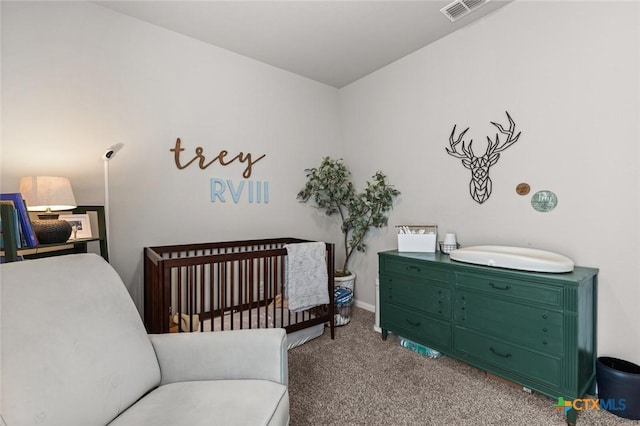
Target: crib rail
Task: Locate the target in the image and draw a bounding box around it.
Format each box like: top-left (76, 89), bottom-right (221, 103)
top-left (144, 238), bottom-right (335, 339)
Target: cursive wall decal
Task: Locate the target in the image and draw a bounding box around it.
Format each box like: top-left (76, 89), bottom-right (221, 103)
top-left (170, 138), bottom-right (266, 179)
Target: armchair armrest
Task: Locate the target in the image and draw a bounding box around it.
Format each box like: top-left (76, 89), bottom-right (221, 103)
top-left (149, 328), bottom-right (288, 386)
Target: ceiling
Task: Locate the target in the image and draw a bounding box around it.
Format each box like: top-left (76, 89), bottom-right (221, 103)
top-left (95, 1), bottom-right (514, 88)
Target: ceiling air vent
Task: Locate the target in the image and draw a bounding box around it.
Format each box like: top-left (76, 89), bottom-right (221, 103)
top-left (441, 0), bottom-right (492, 22)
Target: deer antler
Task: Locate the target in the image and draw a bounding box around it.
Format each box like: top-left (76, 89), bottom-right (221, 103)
top-left (446, 125), bottom-right (473, 159)
top-left (487, 111), bottom-right (521, 156)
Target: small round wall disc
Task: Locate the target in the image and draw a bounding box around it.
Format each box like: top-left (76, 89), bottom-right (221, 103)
top-left (531, 190), bottom-right (558, 212)
top-left (516, 183), bottom-right (530, 195)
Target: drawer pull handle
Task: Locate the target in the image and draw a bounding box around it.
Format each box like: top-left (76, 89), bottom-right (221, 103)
top-left (490, 347), bottom-right (512, 358)
top-left (542, 327), bottom-right (548, 332)
top-left (406, 319), bottom-right (421, 327)
top-left (489, 283), bottom-right (511, 290)
top-left (406, 266), bottom-right (421, 272)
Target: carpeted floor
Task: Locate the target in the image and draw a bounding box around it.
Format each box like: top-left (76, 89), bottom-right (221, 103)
top-left (288, 307), bottom-right (638, 425)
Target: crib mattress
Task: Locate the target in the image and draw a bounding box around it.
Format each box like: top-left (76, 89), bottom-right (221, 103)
top-left (285, 323), bottom-right (325, 349)
top-left (200, 306), bottom-right (325, 349)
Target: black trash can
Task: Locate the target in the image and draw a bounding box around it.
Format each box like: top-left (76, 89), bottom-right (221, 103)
top-left (596, 357), bottom-right (640, 420)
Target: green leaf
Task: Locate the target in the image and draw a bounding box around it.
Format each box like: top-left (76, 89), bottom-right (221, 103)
top-left (297, 157), bottom-right (400, 273)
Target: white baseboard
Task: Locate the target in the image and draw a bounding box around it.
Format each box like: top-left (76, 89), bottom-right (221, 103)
top-left (353, 299), bottom-right (374, 312)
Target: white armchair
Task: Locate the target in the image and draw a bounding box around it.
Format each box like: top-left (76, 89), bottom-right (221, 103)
top-left (1, 254), bottom-right (289, 426)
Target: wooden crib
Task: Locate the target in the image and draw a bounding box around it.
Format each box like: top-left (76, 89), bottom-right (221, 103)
top-left (144, 238), bottom-right (335, 345)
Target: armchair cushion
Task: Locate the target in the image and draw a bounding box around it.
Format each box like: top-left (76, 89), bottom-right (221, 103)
top-left (108, 380), bottom-right (289, 426)
top-left (1, 254), bottom-right (160, 426)
top-left (149, 328), bottom-right (288, 386)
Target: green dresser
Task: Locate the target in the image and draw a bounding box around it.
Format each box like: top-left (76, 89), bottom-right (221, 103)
top-left (379, 250), bottom-right (598, 405)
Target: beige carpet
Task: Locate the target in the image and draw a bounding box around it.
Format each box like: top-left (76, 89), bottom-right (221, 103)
top-left (288, 307), bottom-right (638, 425)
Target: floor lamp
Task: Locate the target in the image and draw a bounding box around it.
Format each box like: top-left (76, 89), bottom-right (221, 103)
top-left (102, 144), bottom-right (122, 260)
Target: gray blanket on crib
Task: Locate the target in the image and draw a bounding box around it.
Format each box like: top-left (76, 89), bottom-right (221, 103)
top-left (284, 242), bottom-right (329, 312)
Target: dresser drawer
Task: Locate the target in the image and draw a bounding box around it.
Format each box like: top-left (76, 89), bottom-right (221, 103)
top-left (382, 257), bottom-right (449, 283)
top-left (382, 304), bottom-right (451, 350)
top-left (455, 291), bottom-right (563, 355)
top-left (455, 327), bottom-right (562, 389)
top-left (455, 272), bottom-right (562, 308)
top-left (380, 275), bottom-right (451, 319)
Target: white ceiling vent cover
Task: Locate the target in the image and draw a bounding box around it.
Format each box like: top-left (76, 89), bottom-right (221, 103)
top-left (441, 0), bottom-right (492, 22)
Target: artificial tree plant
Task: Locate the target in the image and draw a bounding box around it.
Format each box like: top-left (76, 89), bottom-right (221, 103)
top-left (297, 157), bottom-right (400, 275)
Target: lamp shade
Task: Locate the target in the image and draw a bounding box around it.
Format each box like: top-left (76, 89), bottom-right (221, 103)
top-left (19, 176), bottom-right (77, 212)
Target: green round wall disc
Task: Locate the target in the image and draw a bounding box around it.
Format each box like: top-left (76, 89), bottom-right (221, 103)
top-left (531, 190), bottom-right (558, 212)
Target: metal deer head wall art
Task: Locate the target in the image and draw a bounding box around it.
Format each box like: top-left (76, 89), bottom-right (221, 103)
top-left (446, 111), bottom-right (521, 204)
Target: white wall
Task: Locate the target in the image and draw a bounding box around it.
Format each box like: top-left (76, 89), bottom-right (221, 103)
top-left (3, 1), bottom-right (639, 365)
top-left (1, 2), bottom-right (343, 309)
top-left (340, 1), bottom-right (640, 363)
